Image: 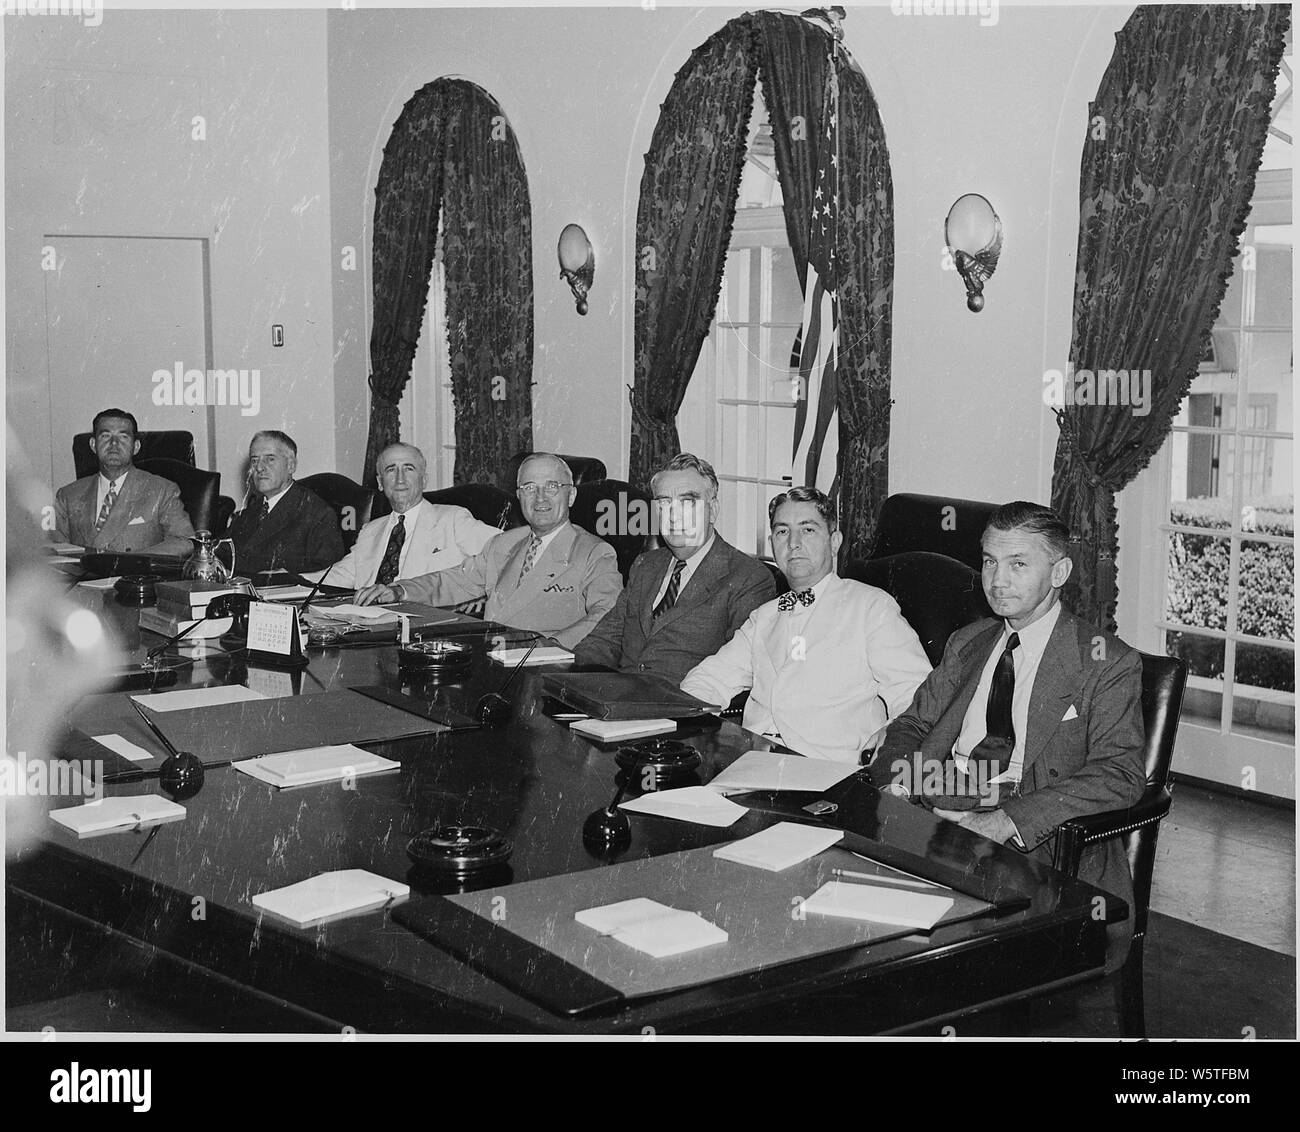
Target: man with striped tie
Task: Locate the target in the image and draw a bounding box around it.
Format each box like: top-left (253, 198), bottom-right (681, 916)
top-left (681, 486), bottom-right (930, 763)
top-left (51, 408), bottom-right (195, 555)
top-left (357, 453), bottom-right (622, 649)
top-left (574, 453), bottom-right (774, 682)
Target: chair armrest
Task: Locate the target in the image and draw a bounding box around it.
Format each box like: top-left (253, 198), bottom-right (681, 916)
top-left (720, 690), bottom-right (749, 718)
top-left (1052, 785), bottom-right (1173, 876)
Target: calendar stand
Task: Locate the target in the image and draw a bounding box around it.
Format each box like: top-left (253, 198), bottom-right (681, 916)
top-left (244, 601), bottom-right (310, 669)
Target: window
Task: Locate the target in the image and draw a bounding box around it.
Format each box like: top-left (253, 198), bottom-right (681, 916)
top-left (677, 91), bottom-right (804, 558)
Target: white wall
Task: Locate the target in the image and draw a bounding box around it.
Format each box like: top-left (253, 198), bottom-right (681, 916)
top-left (5, 9), bottom-right (336, 501)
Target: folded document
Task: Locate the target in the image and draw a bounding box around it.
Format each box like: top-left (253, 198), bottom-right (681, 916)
top-left (233, 744), bottom-right (400, 789)
top-left (708, 750), bottom-right (859, 795)
top-left (252, 869), bottom-right (410, 928)
top-left (713, 821), bottom-right (844, 872)
top-left (575, 897), bottom-right (728, 959)
top-left (50, 794), bottom-right (186, 838)
top-left (801, 880), bottom-right (954, 929)
top-left (618, 786), bottom-right (746, 828)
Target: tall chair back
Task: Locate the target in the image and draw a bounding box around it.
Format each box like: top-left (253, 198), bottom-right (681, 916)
top-left (74, 430), bottom-right (196, 479)
top-left (297, 472), bottom-right (378, 551)
top-left (870, 493), bottom-right (1000, 573)
top-left (135, 457), bottom-right (225, 536)
top-left (569, 479), bottom-right (651, 582)
top-left (418, 484), bottom-right (523, 530)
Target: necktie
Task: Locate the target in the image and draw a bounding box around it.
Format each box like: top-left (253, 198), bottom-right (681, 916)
top-left (518, 534), bottom-right (542, 579)
top-left (776, 588), bottom-right (816, 612)
top-left (969, 632), bottom-right (1020, 773)
top-left (94, 480), bottom-right (119, 533)
top-left (376, 514), bottom-right (406, 586)
top-left (652, 558), bottom-right (686, 618)
top-left (252, 495), bottom-right (270, 526)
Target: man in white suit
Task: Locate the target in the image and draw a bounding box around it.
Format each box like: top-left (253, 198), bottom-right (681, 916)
top-left (357, 453), bottom-right (622, 648)
top-left (302, 442), bottom-right (499, 590)
top-left (681, 486), bottom-right (931, 763)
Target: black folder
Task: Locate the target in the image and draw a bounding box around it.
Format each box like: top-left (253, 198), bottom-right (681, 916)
top-left (539, 672), bottom-right (715, 720)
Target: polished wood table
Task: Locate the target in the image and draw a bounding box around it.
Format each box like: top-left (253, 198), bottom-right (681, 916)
top-left (6, 592), bottom-right (1121, 1035)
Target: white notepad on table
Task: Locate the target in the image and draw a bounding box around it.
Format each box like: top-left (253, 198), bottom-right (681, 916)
top-left (576, 898), bottom-right (728, 959)
top-left (92, 733), bottom-right (155, 763)
top-left (78, 576), bottom-right (122, 590)
top-left (713, 821), bottom-right (844, 871)
top-left (801, 880), bottom-right (954, 929)
top-left (252, 869), bottom-right (409, 928)
top-left (569, 717), bottom-right (675, 742)
top-left (316, 603), bottom-right (398, 622)
top-left (233, 744), bottom-right (400, 789)
top-left (130, 685), bottom-right (266, 713)
top-left (488, 646), bottom-right (574, 666)
top-left (618, 786), bottom-right (746, 828)
top-left (258, 584), bottom-right (317, 601)
top-left (708, 750), bottom-right (859, 795)
top-left (50, 795), bottom-right (186, 838)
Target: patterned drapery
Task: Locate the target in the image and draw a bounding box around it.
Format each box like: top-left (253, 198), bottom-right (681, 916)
top-left (1050, 3), bottom-right (1289, 629)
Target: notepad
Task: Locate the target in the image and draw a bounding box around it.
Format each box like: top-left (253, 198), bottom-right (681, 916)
top-left (78, 576), bottom-right (122, 590)
top-left (130, 685), bottom-right (267, 713)
top-left (708, 750), bottom-right (859, 795)
top-left (252, 869), bottom-right (410, 928)
top-left (92, 733), bottom-right (155, 763)
top-left (713, 822), bottom-right (844, 872)
top-left (569, 717), bottom-right (676, 742)
top-left (619, 786), bottom-right (747, 828)
top-left (50, 794), bottom-right (186, 838)
top-left (316, 603), bottom-right (398, 622)
top-left (489, 646), bottom-right (575, 666)
top-left (232, 745), bottom-right (400, 789)
top-left (575, 898), bottom-right (728, 959)
top-left (258, 584), bottom-right (318, 601)
top-left (801, 880), bottom-right (955, 929)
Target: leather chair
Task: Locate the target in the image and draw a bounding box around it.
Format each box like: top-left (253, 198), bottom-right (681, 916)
top-left (849, 551), bottom-right (994, 665)
top-left (762, 560), bottom-right (789, 598)
top-left (1051, 652), bottom-right (1188, 1039)
top-left (569, 478), bottom-right (652, 582)
top-left (73, 430), bottom-right (197, 480)
top-left (870, 493), bottom-right (1000, 573)
top-left (506, 452), bottom-right (608, 489)
top-left (416, 484), bottom-right (523, 531)
top-left (297, 472), bottom-right (378, 551)
top-left (135, 457), bottom-right (229, 538)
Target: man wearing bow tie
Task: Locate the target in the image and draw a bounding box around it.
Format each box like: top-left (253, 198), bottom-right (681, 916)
top-left (681, 486), bottom-right (930, 763)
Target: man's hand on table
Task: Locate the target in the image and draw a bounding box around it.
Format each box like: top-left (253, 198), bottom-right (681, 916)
top-left (932, 806), bottom-right (1020, 846)
top-left (356, 584), bottom-right (397, 606)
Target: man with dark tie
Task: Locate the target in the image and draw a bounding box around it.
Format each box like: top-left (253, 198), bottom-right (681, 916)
top-left (226, 430), bottom-right (343, 576)
top-left (574, 453), bottom-right (774, 682)
top-left (51, 408), bottom-right (195, 556)
top-left (681, 486), bottom-right (930, 763)
top-left (302, 443), bottom-right (499, 590)
top-left (357, 453), bottom-right (622, 648)
top-left (867, 501), bottom-right (1146, 959)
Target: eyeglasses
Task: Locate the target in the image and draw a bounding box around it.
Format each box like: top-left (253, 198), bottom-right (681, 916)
top-left (517, 481), bottom-right (570, 498)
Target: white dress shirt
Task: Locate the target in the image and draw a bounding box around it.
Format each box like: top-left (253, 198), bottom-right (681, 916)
top-left (262, 483), bottom-right (292, 514)
top-left (953, 601), bottom-right (1062, 787)
top-left (651, 532), bottom-right (716, 609)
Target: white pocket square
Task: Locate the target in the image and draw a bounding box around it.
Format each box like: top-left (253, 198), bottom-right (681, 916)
top-left (1062, 704), bottom-right (1079, 722)
top-left (127, 516), bottom-right (146, 526)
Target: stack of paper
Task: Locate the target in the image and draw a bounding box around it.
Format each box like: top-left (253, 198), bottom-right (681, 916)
top-left (569, 717), bottom-right (675, 742)
top-left (48, 542), bottom-right (84, 556)
top-left (50, 795), bottom-right (186, 838)
top-left (258, 584), bottom-right (318, 601)
top-left (252, 869), bottom-right (409, 928)
top-left (77, 576), bottom-right (122, 590)
top-left (130, 685), bottom-right (266, 713)
top-left (489, 646), bottom-right (575, 666)
top-left (575, 898), bottom-right (728, 958)
top-left (619, 786), bottom-right (746, 828)
top-left (713, 822), bottom-right (844, 871)
top-left (233, 744), bottom-right (400, 789)
top-left (707, 750), bottom-right (859, 795)
top-left (801, 880), bottom-right (955, 929)
top-left (313, 603), bottom-right (398, 624)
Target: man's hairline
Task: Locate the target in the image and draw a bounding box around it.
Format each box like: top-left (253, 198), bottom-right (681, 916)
top-left (516, 456), bottom-right (573, 488)
top-left (376, 444), bottom-right (427, 473)
top-left (650, 468), bottom-right (717, 502)
top-left (982, 525), bottom-right (1069, 565)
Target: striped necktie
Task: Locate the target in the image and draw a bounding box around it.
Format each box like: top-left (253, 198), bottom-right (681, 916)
top-left (518, 534), bottom-right (542, 579)
top-left (652, 558), bottom-right (686, 618)
top-left (376, 514), bottom-right (406, 586)
top-left (95, 480), bottom-right (120, 533)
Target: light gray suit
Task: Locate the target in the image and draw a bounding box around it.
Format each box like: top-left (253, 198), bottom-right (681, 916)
top-left (53, 468), bottom-right (195, 556)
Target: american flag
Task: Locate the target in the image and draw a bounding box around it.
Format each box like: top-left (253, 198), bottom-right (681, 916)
top-left (790, 56), bottom-right (840, 503)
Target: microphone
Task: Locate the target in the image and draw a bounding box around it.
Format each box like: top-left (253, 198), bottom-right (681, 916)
top-left (298, 563), bottom-right (334, 615)
top-left (474, 629), bottom-right (544, 727)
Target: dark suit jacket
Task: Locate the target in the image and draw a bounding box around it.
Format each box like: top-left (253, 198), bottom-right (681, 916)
top-left (227, 482), bottom-right (345, 576)
top-left (53, 467), bottom-right (195, 555)
top-left (872, 607), bottom-right (1146, 961)
top-left (574, 536), bottom-right (776, 684)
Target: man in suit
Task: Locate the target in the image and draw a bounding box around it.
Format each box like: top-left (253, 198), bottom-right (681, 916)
top-left (681, 486), bottom-right (931, 763)
top-left (52, 408), bottom-right (195, 556)
top-left (574, 453), bottom-right (774, 682)
top-left (357, 453), bottom-right (622, 649)
top-left (226, 430), bottom-right (344, 577)
top-left (301, 442), bottom-right (499, 590)
top-left (867, 501), bottom-right (1146, 959)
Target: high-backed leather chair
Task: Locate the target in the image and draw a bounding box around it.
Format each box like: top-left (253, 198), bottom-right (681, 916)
top-left (73, 430), bottom-right (197, 480)
top-left (570, 478), bottom-right (651, 582)
top-left (870, 493), bottom-right (1000, 573)
top-left (849, 551), bottom-right (994, 665)
top-left (506, 452), bottom-right (607, 490)
top-left (1052, 652), bottom-right (1187, 1039)
top-left (415, 484), bottom-right (523, 531)
top-left (135, 457), bottom-right (229, 538)
top-left (297, 472), bottom-right (378, 551)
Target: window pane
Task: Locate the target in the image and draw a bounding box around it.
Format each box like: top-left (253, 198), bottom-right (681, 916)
top-left (734, 479), bottom-right (762, 559)
top-left (770, 245), bottom-right (804, 326)
top-left (1216, 252), bottom-right (1247, 329)
top-left (1236, 641), bottom-right (1295, 695)
top-left (717, 478), bottom-right (741, 551)
top-left (720, 404), bottom-right (760, 477)
top-left (1240, 437), bottom-right (1292, 513)
top-left (717, 325), bottom-right (759, 402)
top-left (1169, 430), bottom-right (1236, 526)
top-left (1165, 629), bottom-right (1226, 681)
top-left (1241, 331), bottom-right (1293, 412)
top-left (1165, 532), bottom-right (1229, 630)
top-left (764, 404), bottom-right (798, 481)
top-left (1238, 538), bottom-right (1294, 643)
top-left (1249, 244), bottom-right (1292, 329)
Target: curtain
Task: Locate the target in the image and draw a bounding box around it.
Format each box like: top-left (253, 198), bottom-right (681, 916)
top-left (628, 23), bottom-right (759, 487)
top-left (1050, 3), bottom-right (1289, 630)
top-left (363, 79), bottom-right (533, 489)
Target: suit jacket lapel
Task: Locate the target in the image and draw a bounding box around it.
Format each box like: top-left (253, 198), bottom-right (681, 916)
top-left (650, 540), bottom-right (724, 636)
top-left (926, 621), bottom-right (1005, 759)
top-left (98, 471), bottom-right (140, 546)
top-left (1021, 611), bottom-right (1081, 774)
top-left (504, 525), bottom-right (572, 611)
top-left (636, 550), bottom-right (673, 639)
top-left (76, 478), bottom-right (99, 542)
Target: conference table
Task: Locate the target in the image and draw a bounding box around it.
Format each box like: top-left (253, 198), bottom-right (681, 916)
top-left (6, 581), bottom-right (1122, 1035)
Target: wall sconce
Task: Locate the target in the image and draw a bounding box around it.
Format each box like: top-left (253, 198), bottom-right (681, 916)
top-left (945, 194), bottom-right (1003, 313)
top-left (558, 224), bottom-right (595, 316)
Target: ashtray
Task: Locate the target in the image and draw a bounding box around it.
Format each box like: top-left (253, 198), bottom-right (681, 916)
top-left (615, 737), bottom-right (702, 790)
top-left (398, 638), bottom-right (474, 675)
top-left (114, 574), bottom-right (161, 606)
top-left (406, 823), bottom-right (513, 878)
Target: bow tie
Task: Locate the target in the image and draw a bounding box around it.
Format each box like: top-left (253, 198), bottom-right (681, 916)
top-left (777, 589), bottom-right (816, 612)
